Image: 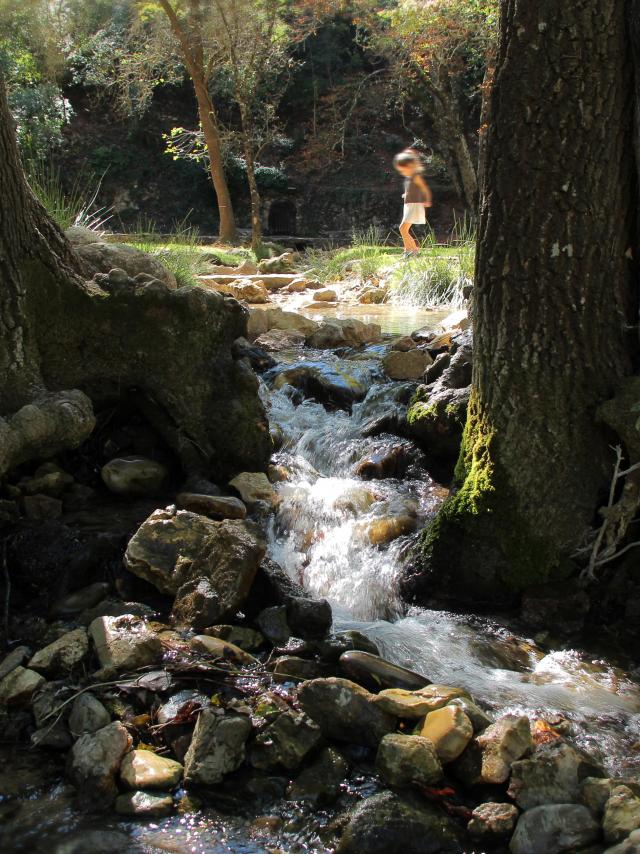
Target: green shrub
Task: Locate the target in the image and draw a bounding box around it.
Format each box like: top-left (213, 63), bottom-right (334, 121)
top-left (26, 160), bottom-right (111, 232)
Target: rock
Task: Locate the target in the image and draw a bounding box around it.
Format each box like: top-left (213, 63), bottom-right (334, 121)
top-left (313, 287), bottom-right (338, 302)
top-left (374, 689), bottom-right (442, 719)
top-left (354, 443), bottom-right (416, 480)
top-left (286, 596), bottom-right (332, 639)
top-left (251, 710), bottom-right (322, 770)
top-left (298, 677), bottom-right (396, 747)
top-left (204, 625), bottom-right (264, 651)
top-left (508, 741), bottom-right (604, 810)
top-left (68, 692), bottom-right (111, 737)
top-left (282, 276), bottom-right (312, 294)
top-left (67, 721), bottom-right (132, 806)
top-left (287, 746), bottom-right (349, 805)
top-left (176, 492), bottom-right (246, 520)
top-left (417, 704), bottom-right (473, 764)
top-left (358, 286), bottom-right (386, 304)
top-left (0, 666), bottom-right (45, 708)
top-left (337, 790), bottom-right (465, 854)
top-left (406, 384), bottom-right (470, 460)
top-left (0, 645), bottom-right (30, 681)
top-left (89, 614), bottom-right (162, 672)
top-left (247, 306), bottom-right (318, 340)
top-left (270, 655), bottom-right (334, 682)
top-left (28, 628), bottom-right (89, 676)
top-left (383, 349), bottom-right (432, 381)
top-left (468, 802), bottom-right (518, 843)
top-left (120, 749), bottom-right (183, 790)
top-left (255, 329), bottom-right (307, 351)
top-left (521, 580), bottom-right (591, 634)
top-left (23, 493), bottom-right (62, 520)
top-left (376, 733), bottom-right (443, 787)
top-left (391, 336), bottom-right (417, 352)
top-left (269, 359), bottom-right (378, 409)
top-left (306, 318), bottom-right (382, 348)
top-left (189, 634), bottom-right (257, 666)
top-left (101, 456), bottom-right (167, 496)
top-left (75, 240), bottom-right (177, 287)
top-left (20, 466), bottom-right (74, 496)
top-left (215, 279), bottom-right (270, 304)
top-left (171, 578), bottom-right (222, 631)
top-left (114, 790), bottom-right (173, 817)
top-left (604, 786), bottom-right (640, 844)
top-left (229, 472), bottom-right (278, 507)
top-left (256, 605), bottom-right (291, 645)
top-left (604, 829), bottom-right (640, 853)
top-left (53, 830), bottom-right (138, 854)
top-left (475, 714), bottom-right (533, 784)
top-left (183, 710), bottom-right (252, 786)
top-left (510, 804), bottom-right (599, 854)
top-left (258, 251), bottom-right (296, 274)
top-left (448, 697), bottom-right (493, 732)
top-left (124, 510), bottom-right (265, 613)
top-left (51, 582), bottom-right (111, 618)
top-left (582, 776), bottom-right (616, 815)
top-left (360, 515), bottom-right (418, 545)
top-left (339, 650), bottom-right (430, 692)
top-left (231, 336), bottom-right (276, 371)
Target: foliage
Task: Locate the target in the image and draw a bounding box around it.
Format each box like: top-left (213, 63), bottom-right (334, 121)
top-left (26, 159), bottom-right (111, 232)
top-left (126, 217), bottom-right (212, 288)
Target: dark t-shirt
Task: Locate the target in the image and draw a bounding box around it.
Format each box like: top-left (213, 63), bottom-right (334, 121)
top-left (404, 176), bottom-right (425, 203)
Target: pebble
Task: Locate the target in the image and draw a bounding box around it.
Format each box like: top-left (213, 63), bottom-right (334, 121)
top-left (189, 634), bottom-right (258, 666)
top-left (417, 704), bottom-right (473, 763)
top-left (68, 692), bottom-right (111, 738)
top-left (120, 749), bottom-right (183, 790)
top-left (0, 666), bottom-right (45, 708)
top-left (101, 456), bottom-right (167, 496)
top-left (376, 732), bottom-right (443, 787)
top-left (28, 628), bottom-right (89, 676)
top-left (115, 790), bottom-right (173, 817)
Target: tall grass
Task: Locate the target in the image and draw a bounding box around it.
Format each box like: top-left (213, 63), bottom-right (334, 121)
top-left (26, 160), bottom-right (111, 232)
top-left (127, 216), bottom-right (212, 288)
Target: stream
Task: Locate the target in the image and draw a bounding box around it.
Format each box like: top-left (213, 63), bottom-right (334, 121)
top-left (2, 305), bottom-right (640, 854)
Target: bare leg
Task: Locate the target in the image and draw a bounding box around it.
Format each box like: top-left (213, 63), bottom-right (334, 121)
top-left (400, 223), bottom-right (414, 252)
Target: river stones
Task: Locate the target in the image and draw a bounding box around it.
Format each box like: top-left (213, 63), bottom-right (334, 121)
top-left (337, 790), bottom-right (464, 854)
top-left (360, 515), bottom-right (418, 545)
top-left (286, 595), bottom-right (332, 639)
top-left (255, 329), bottom-right (307, 351)
top-left (374, 689), bottom-right (439, 719)
top-left (28, 628), bottom-right (89, 677)
top-left (474, 714), bottom-right (533, 784)
top-left (417, 705), bottom-right (473, 763)
top-left (171, 578), bottom-right (222, 631)
top-left (101, 456), bottom-right (167, 496)
top-left (354, 444), bottom-right (412, 480)
top-left (413, 683), bottom-right (470, 710)
top-left (89, 614), bottom-right (162, 672)
top-left (383, 349), bottom-right (432, 381)
top-left (306, 318), bottom-right (382, 348)
top-left (582, 776), bottom-right (617, 815)
top-left (311, 287), bottom-right (337, 302)
top-left (176, 492), bottom-right (247, 520)
top-left (338, 650), bottom-right (430, 692)
top-left (508, 741), bottom-right (604, 810)
top-left (0, 645), bottom-right (30, 681)
top-left (604, 829), bottom-right (640, 853)
top-left (204, 625), bottom-right (265, 651)
top-left (270, 655), bottom-right (335, 682)
top-left (189, 634), bottom-right (258, 666)
top-left (287, 746), bottom-right (349, 805)
top-left (448, 697), bottom-right (493, 732)
top-left (510, 804), bottom-right (599, 854)
top-left (124, 510), bottom-right (265, 616)
top-left (297, 677), bottom-right (396, 747)
top-left (120, 749), bottom-right (183, 790)
top-left (183, 710), bottom-right (252, 786)
top-left (115, 790), bottom-right (173, 817)
top-left (467, 802), bottom-right (518, 843)
top-left (257, 605), bottom-right (291, 645)
top-left (0, 666), bottom-right (45, 708)
top-left (376, 733), bottom-right (443, 787)
top-left (68, 693), bottom-right (111, 738)
top-left (251, 710), bottom-right (322, 770)
top-left (51, 582), bottom-right (111, 618)
top-left (67, 721), bottom-right (132, 806)
top-left (268, 359), bottom-right (377, 409)
top-left (228, 472), bottom-right (278, 507)
top-left (603, 786), bottom-right (640, 844)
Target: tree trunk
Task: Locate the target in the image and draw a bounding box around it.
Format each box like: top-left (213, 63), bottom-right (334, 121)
top-left (411, 0), bottom-right (638, 607)
top-left (192, 78), bottom-right (238, 245)
top-left (239, 102), bottom-right (263, 252)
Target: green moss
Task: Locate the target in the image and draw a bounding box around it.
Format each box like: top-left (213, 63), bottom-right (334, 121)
top-left (407, 399), bottom-right (438, 425)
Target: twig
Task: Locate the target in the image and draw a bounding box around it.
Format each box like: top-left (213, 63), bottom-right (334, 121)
top-left (582, 445), bottom-right (623, 581)
top-left (593, 539), bottom-right (640, 568)
top-left (1, 539), bottom-right (10, 649)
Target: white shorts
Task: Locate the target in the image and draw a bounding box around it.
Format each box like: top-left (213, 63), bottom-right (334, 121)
top-left (401, 203), bottom-right (426, 225)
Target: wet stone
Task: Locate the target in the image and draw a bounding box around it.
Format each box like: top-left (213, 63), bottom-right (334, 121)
top-left (467, 801), bottom-right (519, 843)
top-left (53, 830), bottom-right (137, 854)
top-left (0, 666), bottom-right (45, 708)
top-left (582, 776), bottom-right (616, 815)
top-left (0, 646), bottom-right (31, 681)
top-left (89, 614), bottom-right (162, 672)
top-left (374, 688), bottom-right (440, 719)
top-left (604, 786), bottom-right (640, 844)
top-left (256, 605), bottom-right (291, 645)
top-left (508, 741), bottom-right (604, 810)
top-left (448, 696), bottom-right (493, 732)
top-left (183, 709), bottom-right (252, 786)
top-left (270, 655), bottom-right (335, 682)
top-left (189, 634), bottom-right (258, 666)
top-left (229, 472), bottom-right (278, 507)
top-left (176, 492), bottom-right (247, 520)
top-left (475, 714), bottom-right (533, 784)
top-left (286, 596), bottom-right (332, 640)
top-left (510, 804), bottom-right (599, 854)
top-left (23, 494), bottom-right (62, 520)
top-left (115, 790), bottom-right (173, 817)
top-left (251, 710), bottom-right (322, 771)
top-left (413, 684), bottom-right (471, 710)
top-left (171, 577), bottom-right (222, 630)
top-left (604, 829), bottom-right (640, 853)
top-left (204, 624), bottom-right (265, 651)
top-left (287, 747), bottom-right (349, 805)
top-left (338, 650), bottom-right (430, 692)
top-left (101, 455), bottom-right (167, 496)
top-left (67, 721), bottom-right (132, 806)
top-left (120, 749), bottom-right (183, 790)
top-left (50, 582), bottom-right (111, 618)
top-left (68, 692), bottom-right (111, 738)
top-left (376, 733), bottom-right (443, 788)
top-left (28, 628), bottom-right (89, 676)
top-left (417, 704), bottom-right (473, 764)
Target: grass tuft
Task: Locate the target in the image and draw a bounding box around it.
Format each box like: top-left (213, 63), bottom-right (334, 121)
top-left (127, 216), bottom-right (212, 288)
top-left (26, 159), bottom-right (111, 233)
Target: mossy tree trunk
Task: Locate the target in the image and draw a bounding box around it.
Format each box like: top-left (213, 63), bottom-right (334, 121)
top-left (414, 0), bottom-right (638, 606)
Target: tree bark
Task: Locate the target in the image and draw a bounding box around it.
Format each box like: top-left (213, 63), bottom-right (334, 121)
top-left (239, 101), bottom-right (263, 252)
top-left (412, 0), bottom-right (638, 606)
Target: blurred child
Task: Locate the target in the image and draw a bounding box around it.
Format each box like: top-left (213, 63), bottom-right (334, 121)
top-left (393, 148), bottom-right (433, 257)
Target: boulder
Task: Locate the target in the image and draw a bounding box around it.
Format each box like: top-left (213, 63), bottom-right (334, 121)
top-left (89, 614), bottom-right (162, 672)
top-left (313, 288), bottom-right (338, 302)
top-left (287, 746), bottom-right (349, 805)
top-left (376, 733), bottom-right (443, 787)
top-left (257, 252), bottom-right (296, 274)
top-left (306, 318), bottom-right (382, 349)
top-left (229, 472), bottom-right (278, 507)
top-left (270, 655), bottom-right (334, 682)
top-left (124, 510), bottom-right (265, 616)
top-left (183, 710), bottom-right (252, 786)
top-left (358, 286), bottom-right (386, 304)
top-left (269, 359), bottom-right (378, 409)
top-left (475, 714), bottom-right (533, 784)
top-left (509, 804), bottom-right (599, 854)
top-left (68, 693), bottom-right (111, 738)
top-left (255, 329), bottom-right (306, 351)
top-left (247, 306), bottom-right (318, 340)
top-left (354, 443), bottom-right (416, 480)
top-left (214, 279), bottom-right (269, 304)
top-left (231, 336), bottom-right (276, 371)
top-left (0, 666), bottom-right (45, 708)
top-left (114, 790), bottom-right (173, 817)
top-left (189, 634), bottom-right (257, 666)
top-left (28, 628), bottom-right (89, 677)
top-left (176, 492), bottom-right (246, 520)
top-left (101, 456), bottom-right (167, 497)
top-left (171, 578), bottom-right (223, 631)
top-left (508, 741), bottom-right (604, 810)
top-left (23, 493), bottom-right (62, 520)
top-left (337, 790), bottom-right (465, 854)
top-left (448, 697), bottom-right (493, 732)
top-left (251, 710), bottom-right (322, 770)
top-left (417, 705), bottom-right (473, 764)
top-left (339, 650), bottom-right (429, 692)
top-left (120, 749), bottom-right (183, 790)
top-left (521, 580), bottom-right (591, 633)
top-left (67, 721), bottom-right (132, 806)
top-left (286, 596), bottom-right (332, 639)
top-left (256, 605), bottom-right (291, 645)
top-left (468, 802), bottom-right (518, 844)
top-left (360, 515), bottom-right (417, 545)
top-left (298, 677), bottom-right (396, 747)
top-left (74, 240), bottom-right (177, 288)
top-left (383, 349), bottom-right (432, 381)
top-left (582, 776), bottom-right (616, 815)
top-left (604, 786), bottom-right (640, 844)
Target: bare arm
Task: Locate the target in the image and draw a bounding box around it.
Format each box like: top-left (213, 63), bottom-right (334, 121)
top-left (416, 175), bottom-right (433, 207)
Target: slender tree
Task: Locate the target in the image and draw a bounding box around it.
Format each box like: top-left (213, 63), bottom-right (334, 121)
top-left (412, 0), bottom-right (639, 605)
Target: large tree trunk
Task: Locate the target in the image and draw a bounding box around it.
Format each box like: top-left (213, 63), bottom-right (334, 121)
top-left (0, 75), bottom-right (270, 481)
top-left (239, 102), bottom-right (263, 252)
top-left (411, 0), bottom-right (638, 607)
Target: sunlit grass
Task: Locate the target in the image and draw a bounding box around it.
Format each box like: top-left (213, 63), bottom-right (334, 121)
top-left (26, 159), bottom-right (111, 232)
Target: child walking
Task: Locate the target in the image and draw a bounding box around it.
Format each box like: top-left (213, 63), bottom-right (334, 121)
top-left (394, 149), bottom-right (433, 257)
